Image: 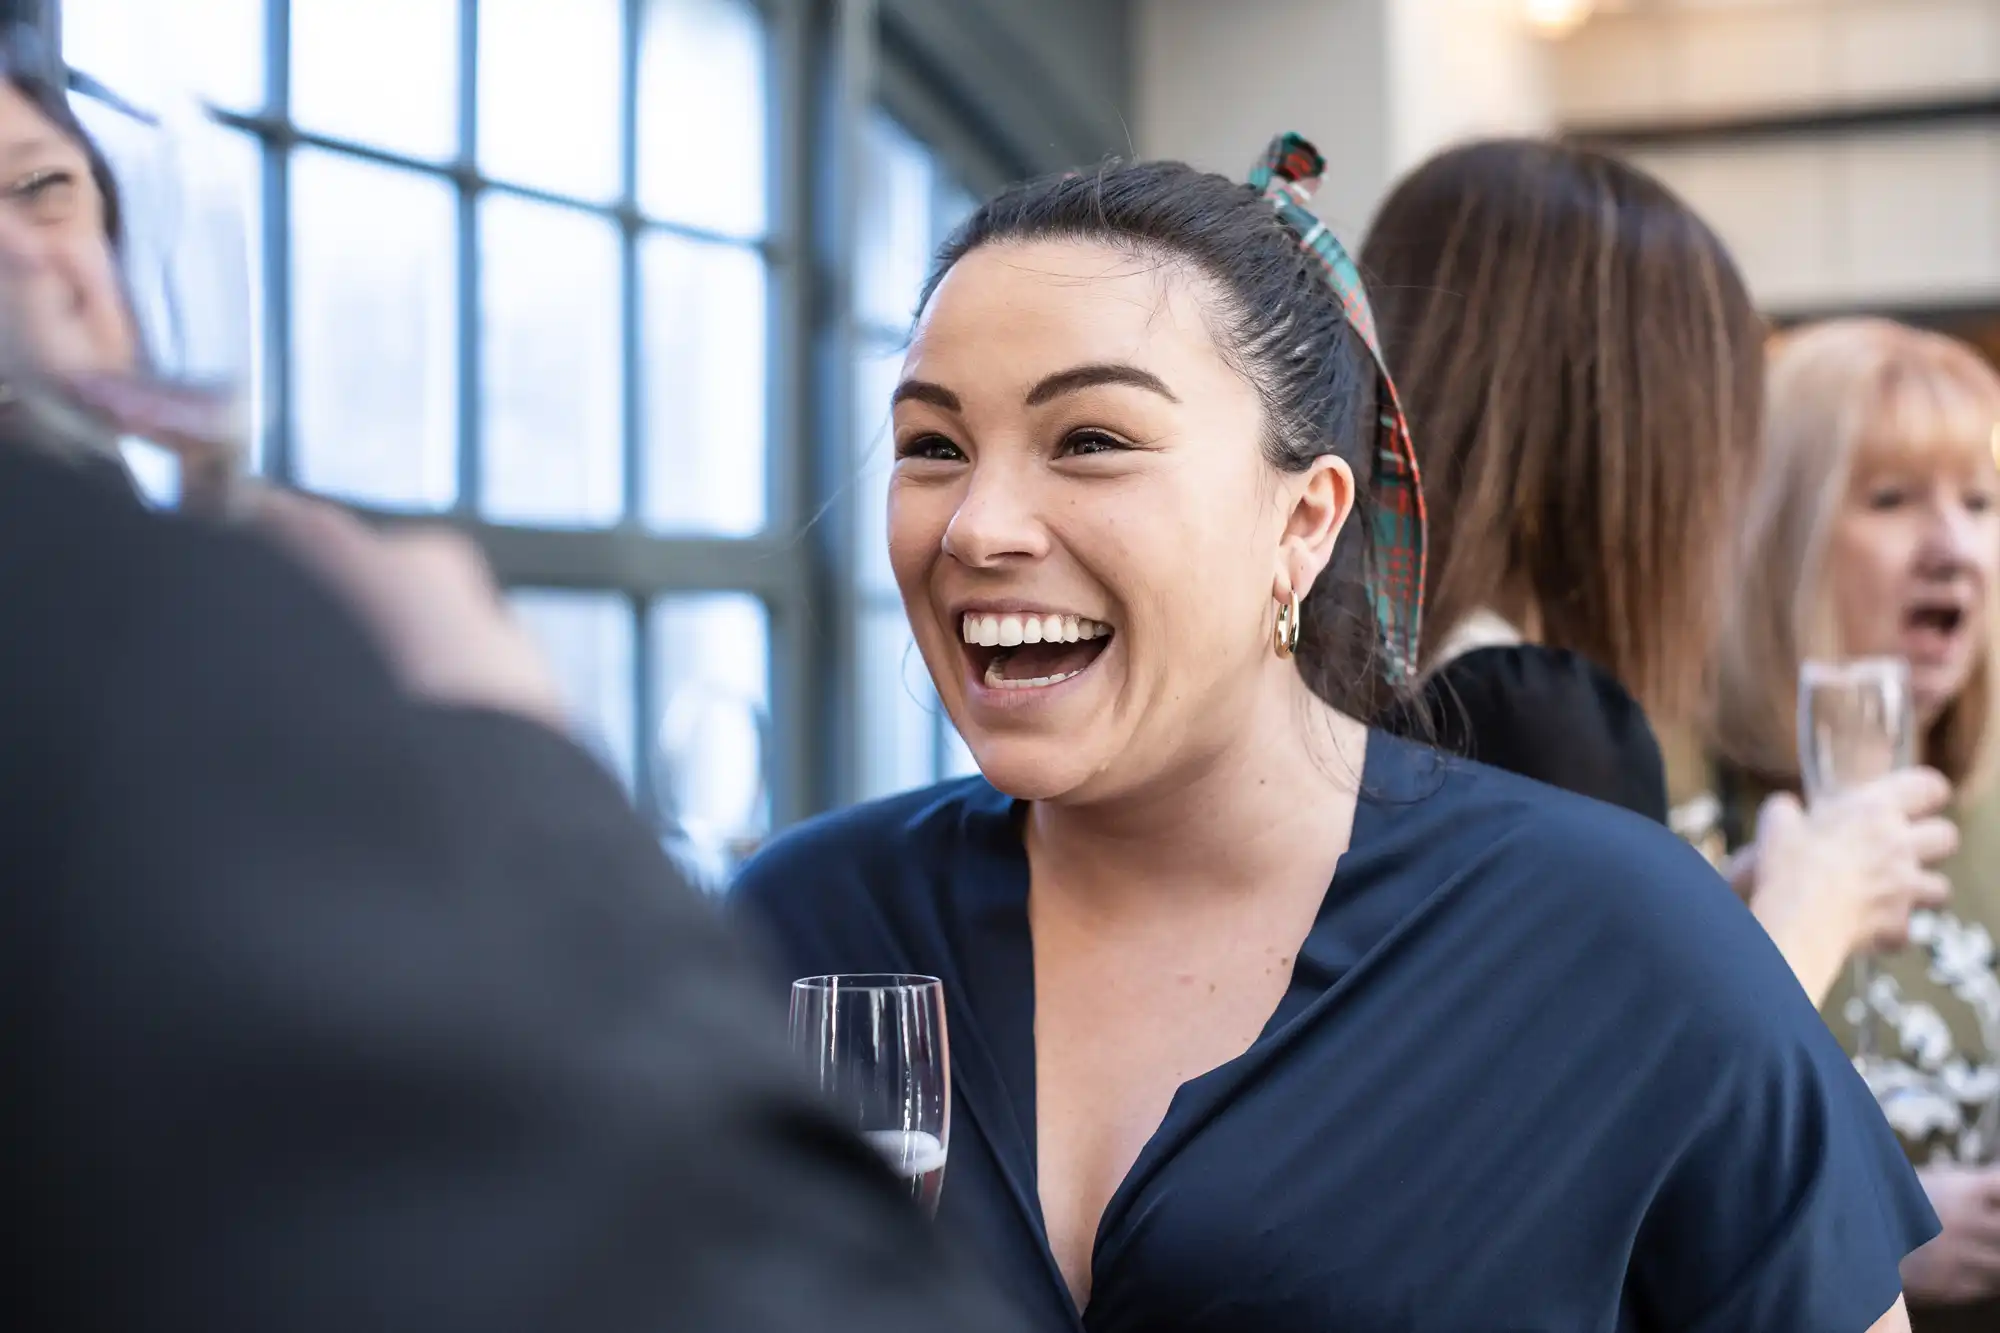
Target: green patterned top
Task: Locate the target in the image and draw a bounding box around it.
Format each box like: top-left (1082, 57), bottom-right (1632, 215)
top-left (1671, 745), bottom-right (2000, 1166)
top-left (1667, 728), bottom-right (2000, 1328)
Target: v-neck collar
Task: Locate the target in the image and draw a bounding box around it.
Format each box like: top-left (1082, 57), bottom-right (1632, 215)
top-left (945, 727), bottom-right (1427, 1326)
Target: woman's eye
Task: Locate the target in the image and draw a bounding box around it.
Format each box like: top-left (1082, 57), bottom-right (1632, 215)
top-left (1866, 487), bottom-right (1908, 511)
top-left (896, 433), bottom-right (964, 463)
top-left (1059, 429), bottom-right (1128, 457)
top-left (1966, 490), bottom-right (1996, 515)
top-left (8, 169), bottom-right (77, 222)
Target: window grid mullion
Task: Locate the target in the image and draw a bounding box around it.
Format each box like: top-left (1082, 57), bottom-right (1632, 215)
top-left (930, 700), bottom-right (949, 784)
top-left (765, 0), bottom-right (836, 823)
top-left (262, 0), bottom-right (294, 484)
top-left (619, 0), bottom-right (650, 805)
top-left (631, 588), bottom-right (658, 821)
top-left (619, 0), bottom-right (644, 533)
top-left (454, 0), bottom-right (482, 517)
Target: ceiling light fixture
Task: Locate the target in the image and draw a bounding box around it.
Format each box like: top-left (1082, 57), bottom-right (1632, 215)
top-left (1523, 0), bottom-right (1594, 38)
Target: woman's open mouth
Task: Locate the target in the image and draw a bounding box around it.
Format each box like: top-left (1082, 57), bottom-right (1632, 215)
top-left (960, 611), bottom-right (1115, 691)
top-left (1903, 597), bottom-right (1970, 662)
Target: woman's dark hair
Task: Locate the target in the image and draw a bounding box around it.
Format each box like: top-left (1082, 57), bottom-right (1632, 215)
top-left (917, 160), bottom-right (1404, 720)
top-left (0, 24), bottom-right (124, 245)
top-left (1360, 139), bottom-right (1765, 726)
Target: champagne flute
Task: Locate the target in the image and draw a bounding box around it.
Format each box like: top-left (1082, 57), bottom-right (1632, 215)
top-left (651, 679), bottom-right (769, 894)
top-left (789, 974), bottom-right (950, 1216)
top-left (1797, 656), bottom-right (1916, 1064)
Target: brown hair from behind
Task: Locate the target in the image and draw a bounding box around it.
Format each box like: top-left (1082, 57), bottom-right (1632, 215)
top-left (1359, 138), bottom-right (1766, 727)
top-left (1713, 317), bottom-right (2000, 790)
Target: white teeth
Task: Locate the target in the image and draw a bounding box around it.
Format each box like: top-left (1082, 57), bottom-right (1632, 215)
top-left (984, 659), bottom-right (1088, 690)
top-left (957, 612), bottom-right (1114, 646)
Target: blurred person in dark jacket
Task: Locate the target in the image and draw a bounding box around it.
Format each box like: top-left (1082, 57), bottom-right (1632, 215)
top-left (0, 439), bottom-right (1023, 1333)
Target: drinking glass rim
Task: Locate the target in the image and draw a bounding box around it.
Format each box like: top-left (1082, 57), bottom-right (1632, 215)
top-left (792, 972), bottom-right (943, 994)
top-left (1800, 655), bottom-right (1910, 686)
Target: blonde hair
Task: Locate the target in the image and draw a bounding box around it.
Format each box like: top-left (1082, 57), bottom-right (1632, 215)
top-left (1713, 317), bottom-right (2000, 790)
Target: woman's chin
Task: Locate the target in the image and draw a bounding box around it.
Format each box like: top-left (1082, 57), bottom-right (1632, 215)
top-left (959, 735), bottom-right (1103, 803)
top-left (1910, 654), bottom-right (1979, 726)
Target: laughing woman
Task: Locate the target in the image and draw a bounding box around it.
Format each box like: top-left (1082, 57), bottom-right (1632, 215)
top-left (735, 139), bottom-right (1933, 1331)
top-left (1695, 317), bottom-right (2000, 1332)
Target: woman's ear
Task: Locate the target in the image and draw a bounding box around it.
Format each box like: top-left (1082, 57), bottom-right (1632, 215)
top-left (1272, 454), bottom-right (1356, 601)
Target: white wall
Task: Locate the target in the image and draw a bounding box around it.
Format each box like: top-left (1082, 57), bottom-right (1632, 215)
top-left (1136, 0), bottom-right (1552, 239)
top-left (1551, 0), bottom-right (2000, 312)
top-left (1622, 125), bottom-right (2000, 312)
top-left (1552, 0), bottom-right (2000, 126)
top-left (1135, 0), bottom-right (2000, 314)
top-left (1386, 0), bottom-right (1554, 176)
top-left (1135, 0), bottom-right (1392, 240)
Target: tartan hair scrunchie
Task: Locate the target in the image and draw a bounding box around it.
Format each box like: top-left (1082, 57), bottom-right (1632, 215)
top-left (1246, 132), bottom-right (1427, 683)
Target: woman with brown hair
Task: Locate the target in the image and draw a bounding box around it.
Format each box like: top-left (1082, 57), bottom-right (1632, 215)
top-left (1363, 139), bottom-right (1954, 984)
top-left (1364, 139), bottom-right (1758, 778)
top-left (1703, 317), bottom-right (2000, 1329)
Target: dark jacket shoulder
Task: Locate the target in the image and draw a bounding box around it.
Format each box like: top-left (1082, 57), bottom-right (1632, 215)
top-left (1399, 643), bottom-right (1669, 824)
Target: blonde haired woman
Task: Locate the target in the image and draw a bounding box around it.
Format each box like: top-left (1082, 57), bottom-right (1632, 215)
top-left (1694, 317), bottom-right (2000, 1329)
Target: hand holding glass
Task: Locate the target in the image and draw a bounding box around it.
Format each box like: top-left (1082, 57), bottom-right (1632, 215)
top-left (1799, 658), bottom-right (1916, 803)
top-left (788, 974), bottom-right (950, 1217)
top-left (1797, 657), bottom-right (1916, 1060)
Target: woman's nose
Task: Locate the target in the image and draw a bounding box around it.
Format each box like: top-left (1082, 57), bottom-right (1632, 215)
top-left (941, 464), bottom-right (1049, 568)
top-left (1919, 500), bottom-right (1990, 573)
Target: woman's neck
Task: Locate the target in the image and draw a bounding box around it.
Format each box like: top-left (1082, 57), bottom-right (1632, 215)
top-left (1492, 584), bottom-right (1544, 644)
top-left (1023, 667), bottom-right (1368, 912)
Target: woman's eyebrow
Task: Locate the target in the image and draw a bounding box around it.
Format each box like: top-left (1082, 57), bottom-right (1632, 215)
top-left (891, 379), bottom-right (960, 412)
top-left (1024, 362), bottom-right (1180, 406)
top-left (890, 363), bottom-right (1181, 413)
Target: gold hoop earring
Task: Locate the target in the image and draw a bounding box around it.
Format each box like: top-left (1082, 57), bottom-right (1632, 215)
top-left (1274, 588), bottom-right (1301, 659)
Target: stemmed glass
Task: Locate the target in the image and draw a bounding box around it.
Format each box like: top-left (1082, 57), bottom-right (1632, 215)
top-left (788, 974), bottom-right (951, 1217)
top-left (651, 679), bottom-right (769, 894)
top-left (1798, 656), bottom-right (1916, 1064)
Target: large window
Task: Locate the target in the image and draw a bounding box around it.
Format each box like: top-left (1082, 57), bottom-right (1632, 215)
top-left (56, 0), bottom-right (1019, 835)
top-left (62, 0), bottom-right (782, 848)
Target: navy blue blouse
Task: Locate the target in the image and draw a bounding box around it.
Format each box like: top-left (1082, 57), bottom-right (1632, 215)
top-left (734, 730), bottom-right (1936, 1332)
